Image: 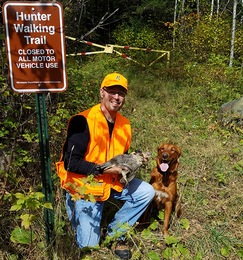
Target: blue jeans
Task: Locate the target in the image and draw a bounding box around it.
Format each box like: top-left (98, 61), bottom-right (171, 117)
top-left (65, 178), bottom-right (155, 248)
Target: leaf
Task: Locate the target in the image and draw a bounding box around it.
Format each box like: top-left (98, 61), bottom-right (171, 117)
top-left (194, 252), bottom-right (203, 260)
top-left (147, 251), bottom-right (160, 260)
top-left (202, 199), bottom-right (208, 205)
top-left (186, 178), bottom-right (195, 186)
top-left (81, 177), bottom-right (89, 184)
top-left (43, 202), bottom-right (53, 209)
top-left (70, 194), bottom-right (81, 201)
top-left (9, 254), bottom-right (18, 260)
top-left (10, 204), bottom-right (22, 211)
top-left (158, 210), bottom-right (164, 220)
top-left (116, 222), bottom-right (130, 231)
top-left (65, 182), bottom-right (78, 190)
top-left (88, 194), bottom-right (97, 203)
top-left (178, 243), bottom-right (190, 256)
top-left (10, 227), bottom-right (36, 244)
top-left (163, 248), bottom-right (172, 259)
top-left (27, 199), bottom-right (41, 211)
top-left (3, 91), bottom-right (9, 97)
top-left (238, 249), bottom-right (243, 259)
top-left (16, 198), bottom-right (25, 205)
top-left (221, 246), bottom-right (230, 257)
top-left (180, 218), bottom-right (190, 230)
top-left (234, 164), bottom-right (243, 171)
top-left (165, 236), bottom-right (179, 245)
top-left (76, 186), bottom-right (87, 195)
top-left (14, 193), bottom-right (25, 199)
top-left (33, 192), bottom-right (45, 199)
top-left (238, 161), bottom-right (243, 166)
top-left (37, 242), bottom-right (45, 250)
top-left (20, 214), bottom-right (37, 229)
top-left (149, 220), bottom-right (159, 230)
top-left (141, 229), bottom-right (152, 238)
top-left (172, 247), bottom-right (181, 258)
top-left (89, 179), bottom-right (99, 187)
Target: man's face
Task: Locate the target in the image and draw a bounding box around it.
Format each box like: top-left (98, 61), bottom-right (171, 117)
top-left (100, 85), bottom-right (127, 113)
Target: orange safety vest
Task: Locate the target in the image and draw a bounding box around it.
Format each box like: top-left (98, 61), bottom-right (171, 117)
top-left (56, 104), bottom-right (131, 201)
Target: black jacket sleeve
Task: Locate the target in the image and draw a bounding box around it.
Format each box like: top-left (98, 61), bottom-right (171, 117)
top-left (63, 115), bottom-right (102, 176)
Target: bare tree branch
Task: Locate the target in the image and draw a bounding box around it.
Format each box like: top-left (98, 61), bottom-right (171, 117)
top-left (0, 83), bottom-right (8, 94)
top-left (78, 0), bottom-right (89, 34)
top-left (79, 8), bottom-right (119, 41)
top-left (64, 0), bottom-right (74, 8)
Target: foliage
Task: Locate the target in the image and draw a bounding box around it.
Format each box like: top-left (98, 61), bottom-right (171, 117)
top-left (10, 227), bottom-right (37, 245)
top-left (10, 189), bottom-right (52, 229)
top-left (166, 12), bottom-right (243, 66)
top-left (7, 189), bottom-right (52, 250)
top-left (65, 175), bottom-right (99, 203)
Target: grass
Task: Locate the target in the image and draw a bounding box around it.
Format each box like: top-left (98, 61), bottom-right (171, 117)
top-left (1, 56), bottom-right (243, 259)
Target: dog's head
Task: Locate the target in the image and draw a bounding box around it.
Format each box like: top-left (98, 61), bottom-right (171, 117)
top-left (156, 143), bottom-right (181, 173)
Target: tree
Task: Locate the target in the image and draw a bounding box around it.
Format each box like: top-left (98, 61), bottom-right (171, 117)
top-left (210, 0), bottom-right (214, 20)
top-left (197, 0), bottom-right (200, 21)
top-left (229, 0), bottom-right (238, 67)
top-left (173, 0), bottom-right (178, 48)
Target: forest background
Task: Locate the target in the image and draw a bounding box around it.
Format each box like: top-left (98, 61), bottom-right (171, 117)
top-left (0, 0), bottom-right (243, 259)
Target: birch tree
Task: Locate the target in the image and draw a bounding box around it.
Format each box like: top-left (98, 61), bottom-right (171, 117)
top-left (229, 0), bottom-right (238, 67)
top-left (210, 0), bottom-right (214, 20)
top-left (197, 0), bottom-right (200, 21)
top-left (173, 0), bottom-right (178, 48)
top-left (181, 0), bottom-right (185, 17)
top-left (214, 0), bottom-right (220, 45)
top-left (216, 0), bottom-right (220, 22)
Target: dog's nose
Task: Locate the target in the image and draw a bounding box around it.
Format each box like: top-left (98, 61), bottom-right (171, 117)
top-left (162, 153), bottom-right (168, 160)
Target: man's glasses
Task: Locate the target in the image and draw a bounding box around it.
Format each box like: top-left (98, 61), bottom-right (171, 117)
top-left (103, 88), bottom-right (127, 98)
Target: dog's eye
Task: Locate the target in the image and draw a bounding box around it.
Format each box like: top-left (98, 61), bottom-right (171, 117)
top-left (171, 148), bottom-right (175, 151)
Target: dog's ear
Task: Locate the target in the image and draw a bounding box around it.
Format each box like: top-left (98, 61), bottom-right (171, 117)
top-left (157, 143), bottom-right (165, 151)
top-left (174, 145), bottom-right (182, 159)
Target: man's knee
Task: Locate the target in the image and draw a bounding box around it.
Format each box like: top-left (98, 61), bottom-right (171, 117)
top-left (147, 183), bottom-right (155, 201)
top-left (139, 181), bottom-right (155, 202)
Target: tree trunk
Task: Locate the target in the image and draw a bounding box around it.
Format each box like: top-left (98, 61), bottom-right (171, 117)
top-left (210, 0), bottom-right (214, 20)
top-left (229, 0), bottom-right (238, 67)
top-left (214, 0), bottom-right (220, 45)
top-left (216, 0), bottom-right (219, 23)
top-left (173, 0), bottom-right (178, 48)
top-left (181, 0), bottom-right (185, 17)
top-left (197, 0), bottom-right (200, 21)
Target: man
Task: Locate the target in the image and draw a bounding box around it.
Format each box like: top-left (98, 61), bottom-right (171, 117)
top-left (56, 73), bottom-right (155, 259)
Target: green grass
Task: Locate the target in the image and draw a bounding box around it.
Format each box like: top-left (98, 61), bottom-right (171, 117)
top-left (1, 55), bottom-right (243, 259)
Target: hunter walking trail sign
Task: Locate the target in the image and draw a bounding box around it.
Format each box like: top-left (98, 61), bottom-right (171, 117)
top-left (3, 1), bottom-right (67, 93)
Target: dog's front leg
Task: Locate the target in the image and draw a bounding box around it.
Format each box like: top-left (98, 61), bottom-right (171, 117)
top-left (163, 201), bottom-right (172, 236)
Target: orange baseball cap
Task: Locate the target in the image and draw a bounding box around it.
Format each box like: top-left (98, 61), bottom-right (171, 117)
top-left (101, 73), bottom-right (128, 91)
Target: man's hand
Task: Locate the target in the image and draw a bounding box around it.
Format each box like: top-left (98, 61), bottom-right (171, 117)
top-left (101, 166), bottom-right (128, 178)
top-left (103, 166), bottom-right (122, 175)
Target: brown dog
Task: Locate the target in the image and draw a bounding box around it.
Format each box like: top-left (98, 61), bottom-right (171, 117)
top-left (142, 143), bottom-right (182, 236)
